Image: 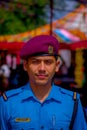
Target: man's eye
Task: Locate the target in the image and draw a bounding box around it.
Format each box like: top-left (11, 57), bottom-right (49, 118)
top-left (45, 60), bottom-right (53, 65)
top-left (32, 60), bottom-right (40, 64)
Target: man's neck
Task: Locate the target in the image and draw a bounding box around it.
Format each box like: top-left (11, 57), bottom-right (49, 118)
top-left (30, 83), bottom-right (52, 103)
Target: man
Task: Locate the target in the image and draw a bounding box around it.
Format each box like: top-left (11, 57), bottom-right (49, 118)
top-left (0, 35), bottom-right (87, 130)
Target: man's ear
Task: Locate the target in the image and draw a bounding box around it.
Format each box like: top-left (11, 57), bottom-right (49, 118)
top-left (23, 60), bottom-right (28, 71)
top-left (55, 59), bottom-right (60, 72)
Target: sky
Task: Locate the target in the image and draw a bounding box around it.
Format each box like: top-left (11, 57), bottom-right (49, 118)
top-left (45, 0), bottom-right (79, 23)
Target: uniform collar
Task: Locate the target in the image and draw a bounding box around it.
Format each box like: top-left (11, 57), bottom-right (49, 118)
top-left (20, 83), bottom-right (62, 102)
top-left (5, 83), bottom-right (75, 102)
top-left (20, 83), bottom-right (63, 102)
top-left (22, 83), bottom-right (79, 102)
top-left (46, 83), bottom-right (62, 103)
top-left (20, 83), bottom-right (35, 101)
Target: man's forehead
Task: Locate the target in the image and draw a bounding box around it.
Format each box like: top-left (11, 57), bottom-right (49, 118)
top-left (28, 55), bottom-right (56, 60)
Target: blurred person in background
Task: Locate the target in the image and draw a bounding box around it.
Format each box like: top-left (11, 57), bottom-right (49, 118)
top-left (0, 73), bottom-right (9, 95)
top-left (0, 56), bottom-right (11, 95)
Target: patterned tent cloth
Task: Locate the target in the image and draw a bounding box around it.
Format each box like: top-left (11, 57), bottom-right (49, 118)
top-left (0, 5), bottom-right (87, 51)
top-left (53, 5), bottom-right (87, 42)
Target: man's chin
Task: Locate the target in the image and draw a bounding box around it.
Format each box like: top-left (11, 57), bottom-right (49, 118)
top-left (35, 80), bottom-right (48, 86)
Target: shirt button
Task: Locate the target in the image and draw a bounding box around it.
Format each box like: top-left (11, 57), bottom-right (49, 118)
top-left (41, 126), bottom-right (44, 129)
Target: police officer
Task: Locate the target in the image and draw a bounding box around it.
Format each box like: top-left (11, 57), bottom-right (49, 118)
top-left (0, 35), bottom-right (87, 130)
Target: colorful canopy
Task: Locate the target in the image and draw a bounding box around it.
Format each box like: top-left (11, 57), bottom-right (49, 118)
top-left (53, 29), bottom-right (80, 43)
top-left (0, 5), bottom-right (87, 52)
top-left (53, 5), bottom-right (87, 42)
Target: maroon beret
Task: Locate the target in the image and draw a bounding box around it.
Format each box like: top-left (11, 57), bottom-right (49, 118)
top-left (20, 35), bottom-right (59, 59)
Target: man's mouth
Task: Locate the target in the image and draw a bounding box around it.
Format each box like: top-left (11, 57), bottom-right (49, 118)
top-left (36, 74), bottom-right (47, 79)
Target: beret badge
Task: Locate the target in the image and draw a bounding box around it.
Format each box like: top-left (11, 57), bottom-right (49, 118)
top-left (48, 45), bottom-right (54, 54)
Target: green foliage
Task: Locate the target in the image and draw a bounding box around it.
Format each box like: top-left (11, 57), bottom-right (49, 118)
top-left (13, 0), bottom-right (49, 6)
top-left (0, 1), bottom-right (48, 35)
top-left (0, 9), bottom-right (27, 34)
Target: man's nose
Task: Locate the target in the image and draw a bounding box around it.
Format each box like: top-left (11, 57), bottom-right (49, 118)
top-left (39, 62), bottom-right (45, 70)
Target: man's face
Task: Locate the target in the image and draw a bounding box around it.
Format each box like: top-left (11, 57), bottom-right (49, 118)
top-left (23, 55), bottom-right (59, 87)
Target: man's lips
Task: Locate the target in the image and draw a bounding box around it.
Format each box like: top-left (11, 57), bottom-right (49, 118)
top-left (36, 74), bottom-right (47, 79)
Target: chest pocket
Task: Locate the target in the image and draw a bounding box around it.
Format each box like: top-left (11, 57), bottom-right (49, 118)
top-left (10, 117), bottom-right (36, 130)
top-left (50, 122), bottom-right (69, 130)
top-left (11, 122), bottom-right (35, 130)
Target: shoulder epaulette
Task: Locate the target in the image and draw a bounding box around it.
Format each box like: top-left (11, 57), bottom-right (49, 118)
top-left (3, 87), bottom-right (23, 100)
top-left (60, 87), bottom-right (73, 97)
top-left (60, 87), bottom-right (80, 100)
top-left (2, 93), bottom-right (8, 101)
top-left (73, 91), bottom-right (77, 100)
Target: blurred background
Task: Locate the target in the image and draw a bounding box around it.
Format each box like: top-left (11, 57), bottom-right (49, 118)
top-left (0, 0), bottom-right (87, 110)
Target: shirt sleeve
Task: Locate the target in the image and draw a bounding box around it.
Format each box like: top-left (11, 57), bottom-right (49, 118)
top-left (0, 96), bottom-right (9, 130)
top-left (73, 98), bottom-right (87, 130)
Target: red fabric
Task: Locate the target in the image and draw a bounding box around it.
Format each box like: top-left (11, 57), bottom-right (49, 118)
top-left (70, 40), bottom-right (87, 50)
top-left (59, 43), bottom-right (70, 50)
top-left (0, 41), bottom-right (25, 53)
top-left (0, 40), bottom-right (87, 53)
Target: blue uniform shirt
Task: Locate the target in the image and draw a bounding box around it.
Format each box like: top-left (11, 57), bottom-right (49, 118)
top-left (0, 83), bottom-right (87, 130)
